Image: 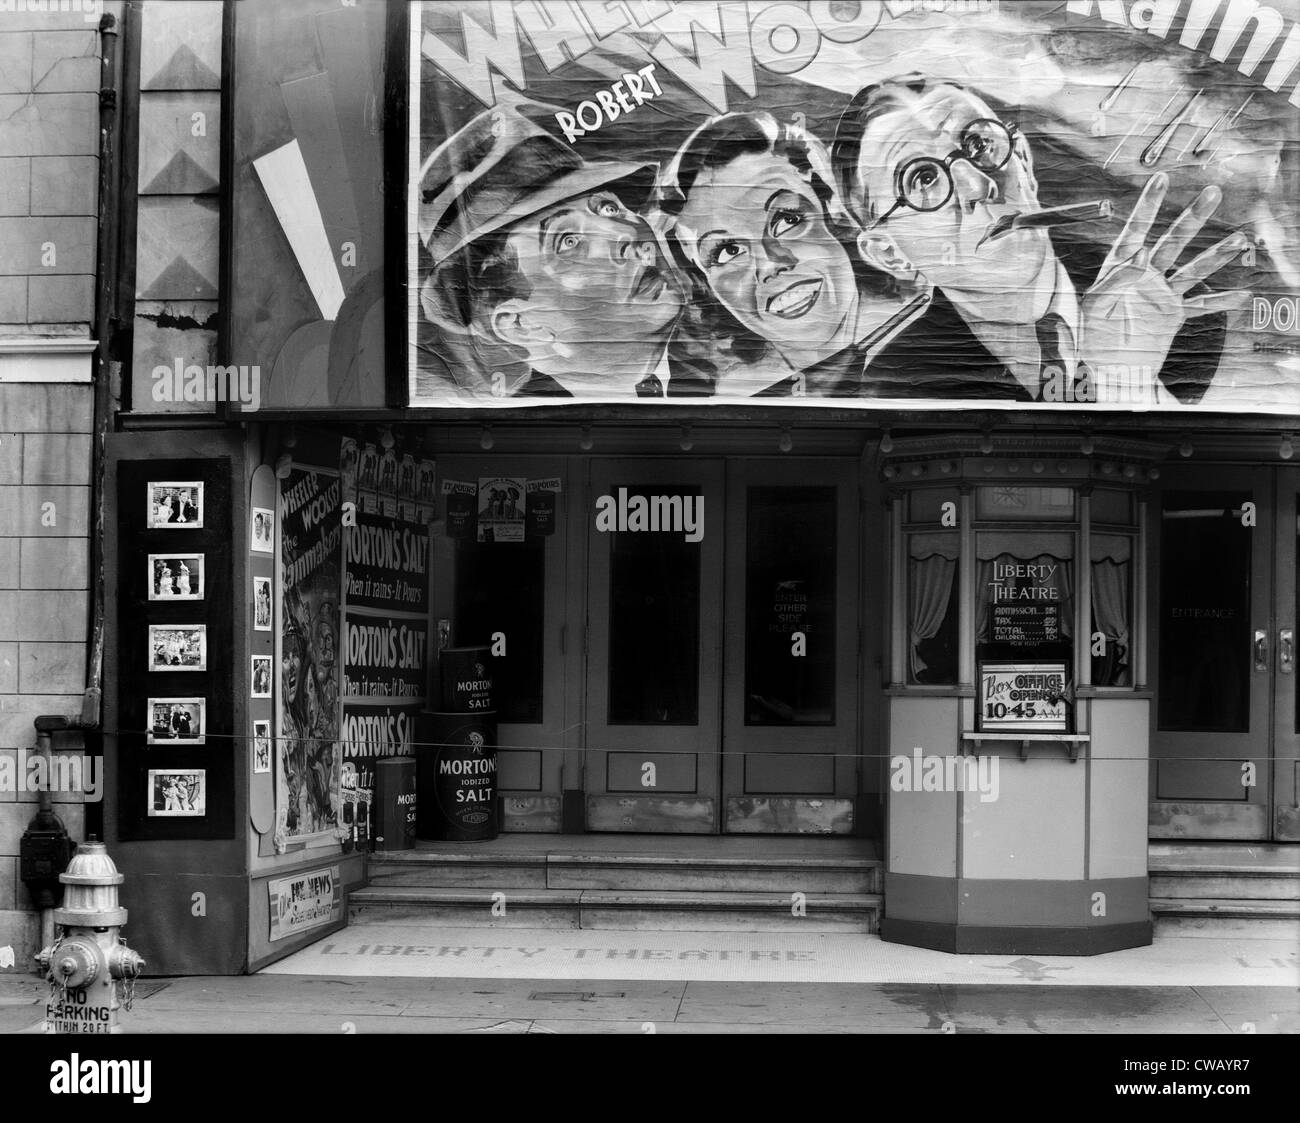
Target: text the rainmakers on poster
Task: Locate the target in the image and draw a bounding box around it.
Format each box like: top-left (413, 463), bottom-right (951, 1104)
top-left (277, 467), bottom-right (343, 846)
top-left (409, 0), bottom-right (1300, 413)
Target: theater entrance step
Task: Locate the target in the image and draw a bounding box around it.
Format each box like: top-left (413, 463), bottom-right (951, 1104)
top-left (352, 835), bottom-right (882, 934)
top-left (1148, 842), bottom-right (1300, 939)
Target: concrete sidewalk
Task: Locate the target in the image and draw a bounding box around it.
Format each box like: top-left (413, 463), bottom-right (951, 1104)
top-left (2, 929), bottom-right (1297, 1034)
top-left (0, 973), bottom-right (1297, 1034)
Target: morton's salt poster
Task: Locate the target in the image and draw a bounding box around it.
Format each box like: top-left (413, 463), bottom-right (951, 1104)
top-left (409, 0), bottom-right (1300, 411)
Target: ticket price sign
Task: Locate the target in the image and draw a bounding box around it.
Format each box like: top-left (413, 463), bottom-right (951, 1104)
top-left (978, 662), bottom-right (1070, 733)
top-left (991, 603), bottom-right (1061, 646)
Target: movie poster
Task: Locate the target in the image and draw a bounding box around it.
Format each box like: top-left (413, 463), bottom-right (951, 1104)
top-left (409, 0), bottom-right (1300, 412)
top-left (277, 466), bottom-right (344, 847)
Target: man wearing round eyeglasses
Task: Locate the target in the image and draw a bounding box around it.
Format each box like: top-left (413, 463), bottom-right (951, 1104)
top-left (833, 74), bottom-right (1249, 403)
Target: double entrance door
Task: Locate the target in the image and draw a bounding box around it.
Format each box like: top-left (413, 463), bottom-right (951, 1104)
top-left (1151, 465), bottom-right (1300, 840)
top-left (582, 458), bottom-right (860, 834)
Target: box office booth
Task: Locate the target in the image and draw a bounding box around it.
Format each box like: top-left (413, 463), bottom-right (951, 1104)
top-left (87, 0), bottom-right (1300, 972)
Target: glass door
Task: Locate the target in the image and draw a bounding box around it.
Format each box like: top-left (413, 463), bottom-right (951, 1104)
top-left (721, 461), bottom-right (859, 833)
top-left (583, 460), bottom-right (724, 832)
top-left (1274, 469), bottom-right (1300, 840)
top-left (1150, 468), bottom-right (1272, 839)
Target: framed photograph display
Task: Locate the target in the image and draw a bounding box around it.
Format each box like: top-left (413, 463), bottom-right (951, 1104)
top-left (148, 553), bottom-right (204, 600)
top-left (148, 625), bottom-right (207, 672)
top-left (147, 698), bottom-right (206, 745)
top-left (253, 720), bottom-right (272, 774)
top-left (147, 769), bottom-right (206, 817)
top-left (253, 576), bottom-right (272, 631)
top-left (147, 482), bottom-right (204, 529)
top-left (251, 507), bottom-right (274, 553)
top-left (251, 655), bottom-right (273, 698)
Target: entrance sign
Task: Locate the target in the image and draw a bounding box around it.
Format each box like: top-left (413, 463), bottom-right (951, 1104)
top-left (409, 1), bottom-right (1300, 413)
top-left (978, 661), bottom-right (1070, 733)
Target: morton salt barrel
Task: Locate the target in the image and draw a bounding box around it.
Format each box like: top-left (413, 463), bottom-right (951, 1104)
top-left (373, 756), bottom-right (417, 850)
top-left (415, 710), bottom-right (498, 841)
top-left (438, 646), bottom-right (493, 712)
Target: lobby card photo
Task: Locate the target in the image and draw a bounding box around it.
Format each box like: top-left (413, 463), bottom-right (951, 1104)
top-left (147, 697), bottom-right (206, 745)
top-left (477, 477), bottom-right (525, 542)
top-left (399, 453), bottom-right (418, 522)
top-left (357, 442), bottom-right (379, 514)
top-left (253, 575), bottom-right (273, 631)
top-left (147, 769), bottom-right (206, 817)
top-left (148, 553), bottom-right (204, 600)
top-left (378, 447), bottom-right (399, 518)
top-left (251, 654), bottom-right (273, 698)
top-left (148, 625), bottom-right (207, 672)
top-left (147, 481), bottom-right (204, 529)
top-left (339, 437), bottom-right (359, 506)
top-left (251, 506), bottom-right (274, 553)
top-left (416, 459), bottom-right (436, 524)
top-left (252, 719), bottom-right (272, 774)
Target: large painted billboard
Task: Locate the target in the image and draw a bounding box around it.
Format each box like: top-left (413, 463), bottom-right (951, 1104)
top-left (408, 0), bottom-right (1300, 411)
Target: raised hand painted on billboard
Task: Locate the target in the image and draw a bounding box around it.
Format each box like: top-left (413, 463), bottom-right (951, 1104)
top-left (408, 0), bottom-right (1300, 411)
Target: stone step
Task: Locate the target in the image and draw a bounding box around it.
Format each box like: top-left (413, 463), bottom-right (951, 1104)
top-left (1150, 897), bottom-right (1300, 940)
top-left (1149, 872), bottom-right (1300, 901)
top-left (367, 851), bottom-right (879, 894)
top-left (1148, 842), bottom-right (1300, 875)
top-left (348, 886), bottom-right (880, 933)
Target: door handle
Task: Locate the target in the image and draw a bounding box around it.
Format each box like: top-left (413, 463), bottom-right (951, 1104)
top-left (1281, 628), bottom-right (1295, 675)
top-left (1254, 629), bottom-right (1268, 672)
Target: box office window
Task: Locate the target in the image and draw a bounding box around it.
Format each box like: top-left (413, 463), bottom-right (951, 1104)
top-left (976, 530), bottom-right (1075, 647)
top-left (907, 531), bottom-right (959, 685)
top-left (745, 487), bottom-right (836, 724)
top-left (608, 484), bottom-right (701, 726)
top-left (453, 539), bottom-right (544, 723)
top-left (894, 477), bottom-right (1145, 693)
top-left (1091, 532), bottom-right (1133, 687)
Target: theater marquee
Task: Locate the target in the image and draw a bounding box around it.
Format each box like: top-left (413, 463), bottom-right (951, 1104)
top-left (408, 0), bottom-right (1300, 412)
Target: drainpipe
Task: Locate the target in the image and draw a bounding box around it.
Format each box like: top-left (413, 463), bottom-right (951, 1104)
top-left (19, 717), bottom-right (77, 956)
top-left (84, 10), bottom-right (123, 728)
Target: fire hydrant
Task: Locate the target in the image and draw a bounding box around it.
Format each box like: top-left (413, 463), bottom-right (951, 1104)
top-left (35, 838), bottom-right (145, 1034)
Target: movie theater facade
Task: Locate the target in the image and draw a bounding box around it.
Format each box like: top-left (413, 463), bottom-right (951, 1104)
top-left (100, 1), bottom-right (1300, 972)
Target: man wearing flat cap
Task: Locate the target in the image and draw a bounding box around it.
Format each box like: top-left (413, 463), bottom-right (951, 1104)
top-left (418, 98), bottom-right (685, 398)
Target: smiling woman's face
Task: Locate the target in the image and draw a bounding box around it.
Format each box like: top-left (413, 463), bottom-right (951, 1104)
top-left (675, 151), bottom-right (857, 362)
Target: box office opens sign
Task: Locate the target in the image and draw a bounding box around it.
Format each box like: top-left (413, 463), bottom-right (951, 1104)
top-left (409, 0), bottom-right (1300, 412)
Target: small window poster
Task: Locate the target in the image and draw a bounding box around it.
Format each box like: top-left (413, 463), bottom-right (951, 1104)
top-left (978, 661), bottom-right (1070, 733)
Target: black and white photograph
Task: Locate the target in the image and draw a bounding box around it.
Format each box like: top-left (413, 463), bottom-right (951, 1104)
top-left (4, 0), bottom-right (1299, 1081)
top-left (251, 655), bottom-right (272, 698)
top-left (147, 769), bottom-right (206, 817)
top-left (251, 506), bottom-right (274, 553)
top-left (253, 575), bottom-right (272, 631)
top-left (147, 625), bottom-right (207, 672)
top-left (148, 553), bottom-right (205, 600)
top-left (252, 719), bottom-right (271, 775)
top-left (146, 481), bottom-right (204, 529)
top-left (147, 697), bottom-right (206, 745)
